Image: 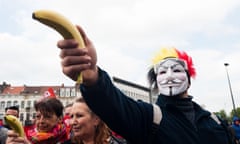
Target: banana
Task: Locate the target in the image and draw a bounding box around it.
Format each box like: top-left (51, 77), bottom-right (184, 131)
top-left (32, 9), bottom-right (85, 84)
top-left (4, 115), bottom-right (25, 137)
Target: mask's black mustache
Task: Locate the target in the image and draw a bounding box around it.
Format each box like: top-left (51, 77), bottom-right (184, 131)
top-left (169, 86), bottom-right (172, 96)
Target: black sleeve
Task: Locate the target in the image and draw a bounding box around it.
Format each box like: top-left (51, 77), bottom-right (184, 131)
top-left (80, 68), bottom-right (153, 144)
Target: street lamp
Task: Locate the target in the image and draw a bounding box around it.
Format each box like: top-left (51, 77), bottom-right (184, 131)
top-left (224, 63), bottom-right (237, 115)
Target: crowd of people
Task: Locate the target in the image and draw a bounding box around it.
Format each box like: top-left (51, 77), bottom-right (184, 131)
top-left (1, 88), bottom-right (127, 144)
top-left (1, 24), bottom-right (240, 144)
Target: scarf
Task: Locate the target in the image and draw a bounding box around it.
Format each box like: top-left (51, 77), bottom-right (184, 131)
top-left (27, 123), bottom-right (68, 144)
top-left (159, 95), bottom-right (195, 125)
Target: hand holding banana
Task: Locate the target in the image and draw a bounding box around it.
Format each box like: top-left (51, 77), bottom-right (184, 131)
top-left (4, 115), bottom-right (25, 137)
top-left (32, 9), bottom-right (85, 84)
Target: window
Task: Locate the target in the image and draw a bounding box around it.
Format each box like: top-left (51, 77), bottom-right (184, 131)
top-left (70, 88), bottom-right (75, 97)
top-left (26, 113), bottom-right (30, 120)
top-left (66, 88), bottom-right (70, 97)
top-left (60, 88), bottom-right (65, 97)
top-left (21, 101), bottom-right (25, 109)
top-left (27, 101), bottom-right (31, 107)
top-left (33, 100), bottom-right (37, 106)
top-left (20, 113), bottom-right (24, 121)
top-left (13, 100), bottom-right (18, 106)
top-left (0, 101), bottom-right (5, 110)
top-left (7, 101), bottom-right (11, 107)
top-left (32, 113), bottom-right (36, 119)
top-left (0, 113), bottom-right (4, 119)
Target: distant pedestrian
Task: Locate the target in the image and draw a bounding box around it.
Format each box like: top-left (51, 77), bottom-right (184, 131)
top-left (231, 116), bottom-right (240, 143)
top-left (64, 103), bottom-right (73, 127)
top-left (64, 103), bottom-right (73, 139)
top-left (4, 105), bottom-right (20, 130)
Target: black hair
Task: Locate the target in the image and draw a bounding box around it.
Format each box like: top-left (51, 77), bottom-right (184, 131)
top-left (34, 98), bottom-right (64, 118)
top-left (5, 105), bottom-right (19, 113)
top-left (147, 66), bottom-right (158, 94)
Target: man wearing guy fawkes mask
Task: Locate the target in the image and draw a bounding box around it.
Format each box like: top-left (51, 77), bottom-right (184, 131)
top-left (146, 47), bottom-right (234, 144)
top-left (56, 26), bottom-right (234, 144)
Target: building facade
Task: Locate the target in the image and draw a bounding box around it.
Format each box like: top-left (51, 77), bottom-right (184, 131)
top-left (0, 77), bottom-right (153, 125)
top-left (0, 84), bottom-right (80, 125)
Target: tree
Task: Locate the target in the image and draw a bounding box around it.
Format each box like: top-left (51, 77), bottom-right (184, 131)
top-left (230, 107), bottom-right (240, 120)
top-left (214, 109), bottom-right (227, 120)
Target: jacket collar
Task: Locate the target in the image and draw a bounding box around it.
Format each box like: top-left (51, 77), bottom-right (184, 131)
top-left (156, 94), bottom-right (211, 121)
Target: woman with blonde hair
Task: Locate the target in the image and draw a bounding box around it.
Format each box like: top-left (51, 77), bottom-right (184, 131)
top-left (63, 97), bottom-right (126, 144)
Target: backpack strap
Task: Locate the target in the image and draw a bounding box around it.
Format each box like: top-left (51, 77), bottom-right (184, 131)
top-left (210, 113), bottom-right (221, 125)
top-left (149, 104), bottom-right (162, 144)
top-left (210, 113), bottom-right (236, 144)
top-left (153, 104), bottom-right (162, 125)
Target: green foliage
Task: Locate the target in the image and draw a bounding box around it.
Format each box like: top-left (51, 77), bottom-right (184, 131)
top-left (214, 110), bottom-right (229, 121)
top-left (230, 107), bottom-right (240, 119)
top-left (215, 107), bottom-right (240, 123)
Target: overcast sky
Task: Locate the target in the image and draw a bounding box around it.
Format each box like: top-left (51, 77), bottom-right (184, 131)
top-left (0, 0), bottom-right (240, 114)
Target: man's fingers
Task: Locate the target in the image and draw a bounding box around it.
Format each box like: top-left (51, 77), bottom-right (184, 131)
top-left (6, 130), bottom-right (26, 144)
top-left (57, 39), bottom-right (78, 49)
top-left (59, 48), bottom-right (88, 58)
top-left (7, 130), bottom-right (19, 137)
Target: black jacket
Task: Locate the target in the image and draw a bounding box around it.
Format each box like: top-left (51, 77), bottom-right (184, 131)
top-left (81, 68), bottom-right (231, 144)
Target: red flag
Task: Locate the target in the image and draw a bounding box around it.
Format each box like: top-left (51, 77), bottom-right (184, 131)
top-left (43, 88), bottom-right (56, 98)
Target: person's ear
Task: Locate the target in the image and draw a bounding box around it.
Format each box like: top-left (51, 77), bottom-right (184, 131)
top-left (94, 116), bottom-right (100, 126)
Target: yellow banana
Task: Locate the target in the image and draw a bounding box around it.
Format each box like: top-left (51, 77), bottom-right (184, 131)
top-left (4, 115), bottom-right (25, 137)
top-left (32, 9), bottom-right (85, 84)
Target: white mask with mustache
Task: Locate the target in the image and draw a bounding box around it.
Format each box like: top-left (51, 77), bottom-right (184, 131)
top-left (156, 59), bottom-right (189, 96)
